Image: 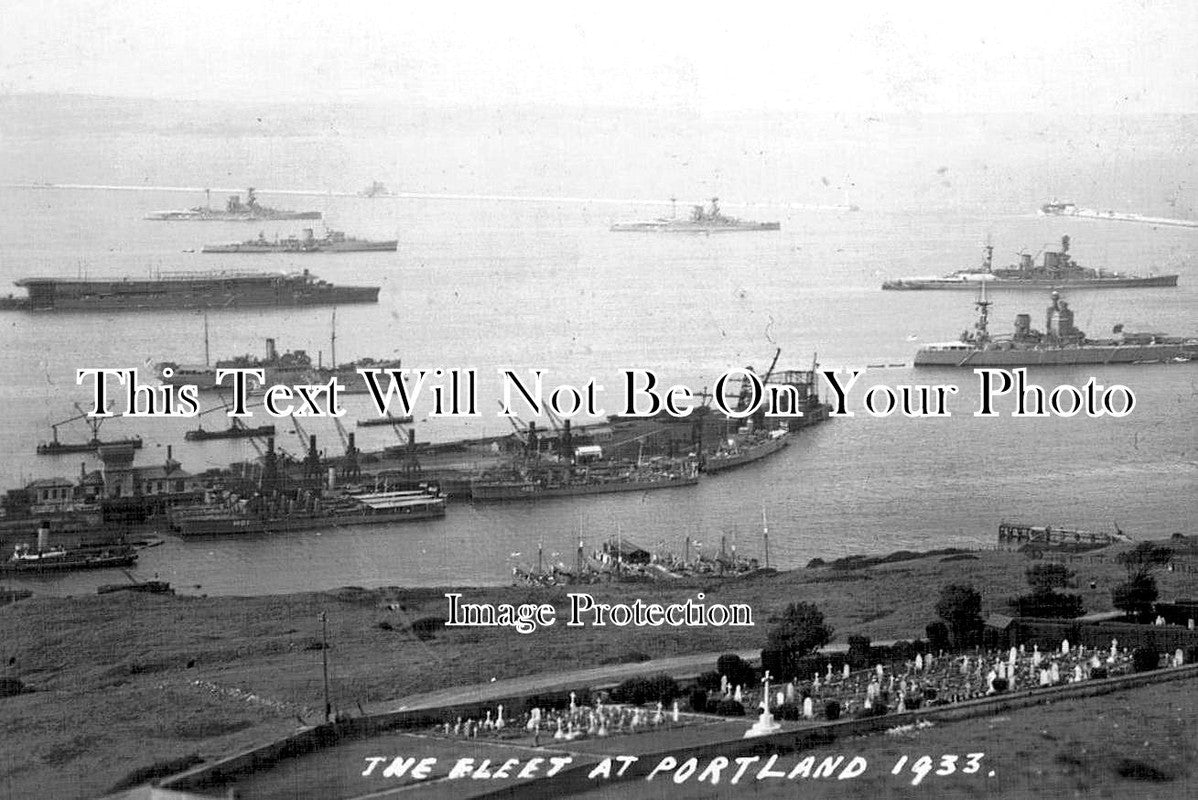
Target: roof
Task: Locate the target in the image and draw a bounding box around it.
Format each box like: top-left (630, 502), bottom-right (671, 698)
top-left (133, 465), bottom-right (193, 481)
top-left (985, 613), bottom-right (1015, 630)
top-left (26, 477), bottom-right (75, 489)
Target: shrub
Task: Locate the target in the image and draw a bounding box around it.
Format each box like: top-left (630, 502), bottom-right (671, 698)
top-left (846, 635), bottom-right (871, 669)
top-left (935, 584), bottom-right (984, 649)
top-left (716, 654), bottom-right (755, 687)
top-left (688, 689), bottom-right (709, 713)
top-left (766, 602), bottom-right (833, 656)
top-left (760, 648), bottom-right (795, 682)
top-left (776, 703), bottom-right (801, 721)
top-left (410, 617), bottom-right (444, 640)
top-left (1008, 591), bottom-right (1086, 619)
top-left (376, 620), bottom-right (394, 631)
top-left (925, 622), bottom-right (951, 653)
top-left (696, 670), bottom-right (723, 692)
top-left (1090, 666), bottom-right (1108, 680)
top-left (853, 703), bottom-right (887, 718)
top-left (1112, 576), bottom-right (1159, 621)
top-left (1131, 648), bottom-right (1159, 673)
top-left (611, 674), bottom-right (681, 706)
top-left (714, 699), bottom-right (745, 716)
top-left (991, 678), bottom-right (1009, 693)
top-left (824, 700), bottom-right (841, 720)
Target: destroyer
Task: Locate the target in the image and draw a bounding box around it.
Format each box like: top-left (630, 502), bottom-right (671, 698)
top-left (0, 269), bottom-right (378, 311)
top-left (914, 290), bottom-right (1198, 366)
top-left (146, 188), bottom-right (321, 221)
top-left (201, 228), bottom-right (397, 254)
top-left (611, 197), bottom-right (780, 233)
top-left (883, 237), bottom-right (1178, 290)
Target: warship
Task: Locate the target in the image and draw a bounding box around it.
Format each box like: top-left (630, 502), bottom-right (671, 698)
top-left (882, 237), bottom-right (1178, 290)
top-left (914, 290), bottom-right (1198, 367)
top-left (0, 269), bottom-right (379, 311)
top-left (611, 197), bottom-right (780, 233)
top-left (145, 188), bottom-right (321, 221)
top-left (702, 429), bottom-right (790, 473)
top-left (470, 459), bottom-right (700, 501)
top-left (158, 337), bottom-right (402, 394)
top-left (201, 228), bottom-right (397, 254)
top-left (167, 487), bottom-right (446, 536)
top-left (1039, 201), bottom-right (1198, 230)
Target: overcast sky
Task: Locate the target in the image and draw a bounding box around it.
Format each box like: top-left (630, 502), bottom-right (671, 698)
top-left (3, 0), bottom-right (1195, 113)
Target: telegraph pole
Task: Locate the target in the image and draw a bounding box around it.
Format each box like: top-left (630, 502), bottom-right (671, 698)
top-left (320, 612), bottom-right (331, 722)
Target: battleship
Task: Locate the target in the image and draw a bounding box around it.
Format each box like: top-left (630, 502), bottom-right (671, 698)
top-left (145, 188), bottom-right (321, 221)
top-left (914, 290), bottom-right (1198, 367)
top-left (882, 237), bottom-right (1178, 290)
top-left (167, 487), bottom-right (446, 536)
top-left (0, 269), bottom-right (379, 311)
top-left (37, 406), bottom-right (143, 455)
top-left (184, 422), bottom-right (276, 442)
top-left (611, 197), bottom-right (780, 233)
top-left (158, 337), bottom-right (402, 394)
top-left (1039, 201), bottom-right (1198, 229)
top-left (200, 228), bottom-right (398, 254)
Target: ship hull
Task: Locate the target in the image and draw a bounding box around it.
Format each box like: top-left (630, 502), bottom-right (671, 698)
top-left (1039, 207), bottom-right (1198, 229)
top-left (611, 222), bottom-right (780, 233)
top-left (184, 425), bottom-right (276, 441)
top-left (914, 342), bottom-right (1198, 367)
top-left (201, 240), bottom-right (397, 253)
top-left (147, 211), bottom-right (322, 221)
top-left (471, 474), bottom-right (698, 501)
top-left (160, 363), bottom-right (402, 393)
top-left (1, 551), bottom-right (137, 574)
top-left (37, 437), bottom-right (143, 455)
top-left (702, 435), bottom-right (789, 474)
top-left (883, 275), bottom-right (1178, 290)
top-left (170, 500), bottom-right (446, 536)
top-left (10, 274), bottom-right (379, 312)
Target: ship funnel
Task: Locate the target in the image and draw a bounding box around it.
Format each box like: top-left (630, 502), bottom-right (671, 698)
top-left (266, 338), bottom-right (277, 361)
top-left (408, 429), bottom-right (416, 447)
top-left (37, 522), bottom-right (50, 553)
top-left (347, 432), bottom-right (356, 453)
top-left (309, 434), bottom-right (317, 455)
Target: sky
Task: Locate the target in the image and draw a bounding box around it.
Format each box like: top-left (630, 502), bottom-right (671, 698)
top-left (2, 0), bottom-right (1196, 114)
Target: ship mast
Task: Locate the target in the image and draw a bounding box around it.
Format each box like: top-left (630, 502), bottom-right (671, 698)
top-left (330, 308), bottom-right (337, 368)
top-left (973, 282), bottom-right (992, 344)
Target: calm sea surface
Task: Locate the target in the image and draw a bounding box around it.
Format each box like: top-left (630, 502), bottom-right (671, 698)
top-left (0, 105), bottom-right (1194, 595)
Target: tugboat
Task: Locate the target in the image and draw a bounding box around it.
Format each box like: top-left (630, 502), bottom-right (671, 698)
top-left (2, 524), bottom-right (137, 574)
top-left (146, 188), bottom-right (321, 221)
top-left (914, 289), bottom-right (1198, 366)
top-left (201, 228), bottom-right (397, 254)
top-left (883, 237), bottom-right (1178, 290)
top-left (611, 197), bottom-right (780, 233)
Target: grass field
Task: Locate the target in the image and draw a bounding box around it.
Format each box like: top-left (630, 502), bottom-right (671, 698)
top-left (1, 545), bottom-right (1195, 799)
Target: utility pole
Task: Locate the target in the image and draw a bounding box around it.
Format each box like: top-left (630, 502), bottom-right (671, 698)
top-left (319, 612), bottom-right (331, 722)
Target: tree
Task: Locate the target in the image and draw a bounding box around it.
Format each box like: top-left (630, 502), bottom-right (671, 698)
top-left (1025, 563), bottom-right (1073, 593)
top-left (935, 584), bottom-right (983, 649)
top-left (1112, 574), bottom-right (1159, 621)
top-left (1010, 563), bottom-right (1084, 619)
top-left (1117, 542), bottom-right (1173, 579)
top-left (766, 602), bottom-right (833, 656)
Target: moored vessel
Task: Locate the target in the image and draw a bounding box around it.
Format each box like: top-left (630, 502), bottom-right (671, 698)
top-left (702, 429), bottom-right (790, 473)
top-left (611, 197), bottom-right (780, 233)
top-left (883, 237), bottom-right (1178, 290)
top-left (168, 486), bottom-right (446, 535)
top-left (146, 188), bottom-right (321, 221)
top-left (914, 290), bottom-right (1198, 367)
top-left (470, 458), bottom-right (699, 502)
top-left (2, 269), bottom-right (378, 312)
top-left (3, 542), bottom-right (138, 573)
